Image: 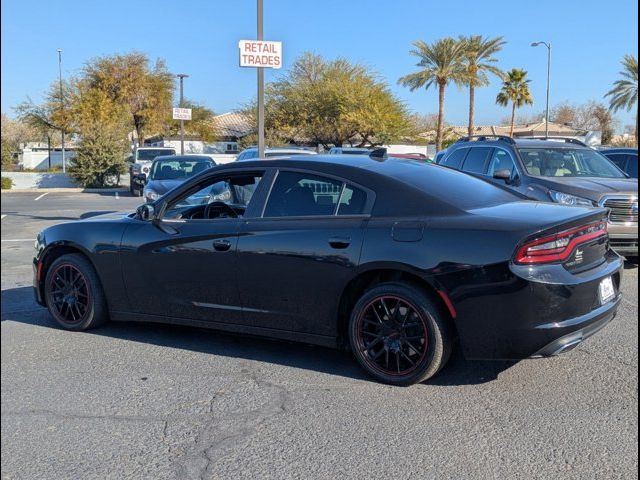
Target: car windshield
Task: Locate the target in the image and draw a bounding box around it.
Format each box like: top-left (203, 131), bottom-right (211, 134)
top-left (519, 147), bottom-right (626, 178)
top-left (150, 159), bottom-right (213, 180)
top-left (138, 149), bottom-right (176, 161)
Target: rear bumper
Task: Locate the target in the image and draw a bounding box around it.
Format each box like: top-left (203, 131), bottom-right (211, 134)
top-left (441, 250), bottom-right (624, 359)
top-left (531, 294), bottom-right (620, 357)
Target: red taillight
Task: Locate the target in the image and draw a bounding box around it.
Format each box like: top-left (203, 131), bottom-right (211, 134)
top-left (515, 221), bottom-right (608, 265)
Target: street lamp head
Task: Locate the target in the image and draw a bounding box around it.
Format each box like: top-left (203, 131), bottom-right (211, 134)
top-left (531, 42), bottom-right (541, 47)
top-left (176, 73), bottom-right (189, 79)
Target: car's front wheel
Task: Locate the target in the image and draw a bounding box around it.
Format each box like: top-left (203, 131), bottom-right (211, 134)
top-left (349, 282), bottom-right (452, 386)
top-left (44, 254), bottom-right (108, 331)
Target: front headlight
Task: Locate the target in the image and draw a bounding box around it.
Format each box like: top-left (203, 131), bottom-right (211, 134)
top-left (144, 190), bottom-right (160, 202)
top-left (549, 190), bottom-right (595, 207)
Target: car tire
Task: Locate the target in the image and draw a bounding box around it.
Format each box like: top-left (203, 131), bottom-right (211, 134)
top-left (349, 282), bottom-right (452, 386)
top-left (44, 253), bottom-right (108, 331)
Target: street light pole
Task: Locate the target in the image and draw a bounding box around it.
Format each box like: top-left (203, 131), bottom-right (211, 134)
top-left (257, 0), bottom-right (265, 158)
top-left (177, 74), bottom-right (189, 155)
top-left (57, 49), bottom-right (66, 173)
top-left (532, 41), bottom-right (551, 138)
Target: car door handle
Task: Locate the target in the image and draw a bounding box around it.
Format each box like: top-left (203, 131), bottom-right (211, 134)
top-left (213, 239), bottom-right (232, 252)
top-left (328, 236), bottom-right (351, 249)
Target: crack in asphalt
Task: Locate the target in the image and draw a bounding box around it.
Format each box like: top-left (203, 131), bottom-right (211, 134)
top-left (172, 368), bottom-right (291, 480)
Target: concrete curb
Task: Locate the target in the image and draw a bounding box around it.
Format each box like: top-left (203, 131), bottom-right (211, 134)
top-left (1, 187), bottom-right (129, 193)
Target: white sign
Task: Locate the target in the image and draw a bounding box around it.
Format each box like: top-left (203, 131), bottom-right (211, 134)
top-left (172, 108), bottom-right (192, 121)
top-left (238, 40), bottom-right (282, 69)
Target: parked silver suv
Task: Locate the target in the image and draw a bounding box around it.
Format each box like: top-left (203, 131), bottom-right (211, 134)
top-left (437, 136), bottom-right (638, 259)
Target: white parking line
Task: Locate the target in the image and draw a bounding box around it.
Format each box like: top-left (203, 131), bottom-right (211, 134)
top-left (34, 193), bottom-right (49, 201)
top-left (1, 239), bottom-right (35, 242)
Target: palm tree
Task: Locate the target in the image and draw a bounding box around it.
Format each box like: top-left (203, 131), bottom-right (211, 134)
top-left (605, 54), bottom-right (638, 146)
top-left (496, 69), bottom-right (534, 137)
top-left (398, 38), bottom-right (466, 151)
top-left (460, 35), bottom-right (506, 137)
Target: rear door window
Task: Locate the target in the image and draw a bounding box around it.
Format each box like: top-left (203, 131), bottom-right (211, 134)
top-left (440, 148), bottom-right (469, 170)
top-left (264, 171), bottom-right (368, 217)
top-left (264, 171), bottom-right (342, 217)
top-left (461, 147), bottom-right (492, 174)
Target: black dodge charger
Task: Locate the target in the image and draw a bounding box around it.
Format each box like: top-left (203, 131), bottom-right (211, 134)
top-left (33, 154), bottom-right (623, 385)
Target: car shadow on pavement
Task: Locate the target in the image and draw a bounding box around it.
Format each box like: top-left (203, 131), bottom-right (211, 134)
top-left (1, 285), bottom-right (516, 386)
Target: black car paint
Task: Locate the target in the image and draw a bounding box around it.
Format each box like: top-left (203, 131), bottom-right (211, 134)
top-left (34, 156), bottom-right (623, 359)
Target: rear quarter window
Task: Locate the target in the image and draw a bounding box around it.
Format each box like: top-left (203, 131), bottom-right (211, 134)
top-left (461, 147), bottom-right (492, 174)
top-left (440, 148), bottom-right (468, 170)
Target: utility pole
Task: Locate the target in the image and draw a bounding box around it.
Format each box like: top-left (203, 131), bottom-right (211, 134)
top-left (257, 0), bottom-right (265, 158)
top-left (57, 49), bottom-right (66, 173)
top-left (177, 74), bottom-right (189, 155)
top-left (531, 41), bottom-right (551, 138)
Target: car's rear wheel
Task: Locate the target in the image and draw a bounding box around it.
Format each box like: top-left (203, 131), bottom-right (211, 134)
top-left (44, 254), bottom-right (108, 331)
top-left (349, 282), bottom-right (452, 386)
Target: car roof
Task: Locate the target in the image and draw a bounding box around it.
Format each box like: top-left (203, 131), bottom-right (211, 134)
top-left (601, 148), bottom-right (638, 154)
top-left (221, 154), bottom-right (434, 177)
top-left (332, 147), bottom-right (370, 151)
top-left (453, 138), bottom-right (595, 149)
top-left (241, 147), bottom-right (317, 153)
top-left (153, 155), bottom-right (214, 162)
top-left (137, 146), bottom-right (175, 150)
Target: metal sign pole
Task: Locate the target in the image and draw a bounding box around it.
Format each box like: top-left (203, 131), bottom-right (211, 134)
top-left (57, 49), bottom-right (66, 173)
top-left (257, 0), bottom-right (265, 158)
top-left (177, 74), bottom-right (188, 155)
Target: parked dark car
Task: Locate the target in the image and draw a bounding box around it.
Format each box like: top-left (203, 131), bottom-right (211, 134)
top-left (143, 155), bottom-right (215, 203)
top-left (436, 136), bottom-right (638, 259)
top-left (599, 148), bottom-right (638, 178)
top-left (33, 155), bottom-right (623, 385)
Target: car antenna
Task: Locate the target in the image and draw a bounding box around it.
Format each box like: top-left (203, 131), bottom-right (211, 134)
top-left (369, 148), bottom-right (388, 160)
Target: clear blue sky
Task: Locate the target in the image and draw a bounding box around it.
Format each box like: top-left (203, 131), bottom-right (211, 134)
top-left (2, 0), bottom-right (638, 129)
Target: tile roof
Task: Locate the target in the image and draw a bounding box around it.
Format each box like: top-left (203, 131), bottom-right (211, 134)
top-left (450, 120), bottom-right (588, 138)
top-left (212, 112), bottom-right (254, 138)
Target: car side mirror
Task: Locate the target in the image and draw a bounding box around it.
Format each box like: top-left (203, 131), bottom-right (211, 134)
top-left (127, 155), bottom-right (134, 163)
top-left (493, 169), bottom-right (512, 182)
top-left (136, 203), bottom-right (155, 221)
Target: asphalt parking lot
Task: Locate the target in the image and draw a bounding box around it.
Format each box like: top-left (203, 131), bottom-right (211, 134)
top-left (1, 191), bottom-right (638, 479)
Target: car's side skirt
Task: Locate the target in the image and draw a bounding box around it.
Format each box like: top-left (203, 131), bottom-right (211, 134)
top-left (110, 311), bottom-right (338, 349)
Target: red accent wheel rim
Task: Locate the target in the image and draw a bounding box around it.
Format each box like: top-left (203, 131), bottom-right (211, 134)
top-left (355, 295), bottom-right (429, 376)
top-left (47, 264), bottom-right (91, 324)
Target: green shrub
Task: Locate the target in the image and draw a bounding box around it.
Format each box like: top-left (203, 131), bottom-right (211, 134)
top-left (1, 176), bottom-right (13, 190)
top-left (69, 127), bottom-right (127, 188)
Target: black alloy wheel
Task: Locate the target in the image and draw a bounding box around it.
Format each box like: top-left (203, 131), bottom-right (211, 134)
top-left (349, 282), bottom-right (452, 386)
top-left (44, 254), bottom-right (108, 330)
top-left (48, 263), bottom-right (91, 325)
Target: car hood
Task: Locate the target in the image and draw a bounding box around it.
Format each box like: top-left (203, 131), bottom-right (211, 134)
top-left (533, 176), bottom-right (638, 201)
top-left (80, 211), bottom-right (134, 222)
top-left (145, 179), bottom-right (185, 195)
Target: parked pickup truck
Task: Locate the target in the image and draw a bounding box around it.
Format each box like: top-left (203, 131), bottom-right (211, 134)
top-left (128, 147), bottom-right (177, 196)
